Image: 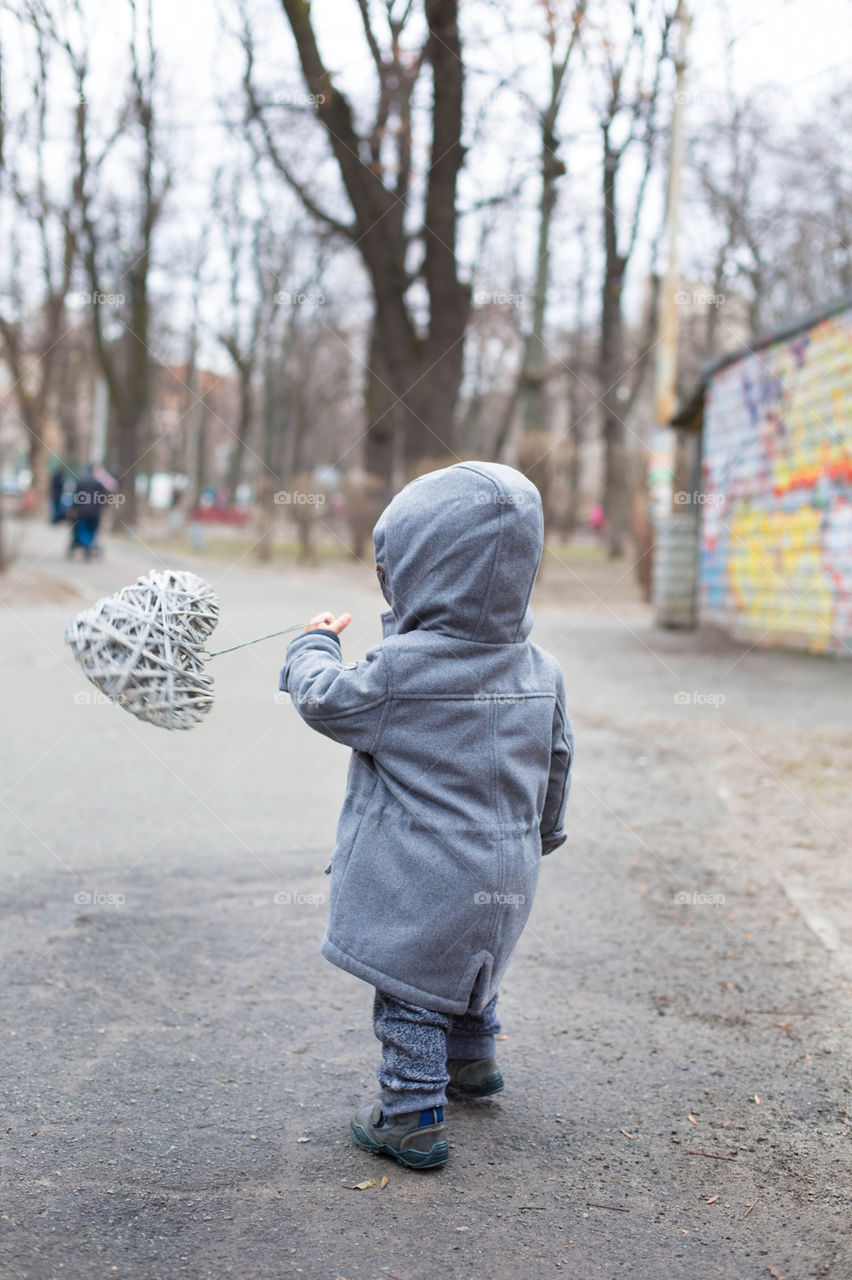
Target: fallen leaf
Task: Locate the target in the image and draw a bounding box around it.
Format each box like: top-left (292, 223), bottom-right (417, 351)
top-left (350, 1179), bottom-right (376, 1191)
top-left (754, 1095), bottom-right (760, 1105)
top-left (706, 1195), bottom-right (719, 1204)
top-left (619, 1129), bottom-right (634, 1139)
top-left (380, 1176), bottom-right (389, 1189)
top-left (293, 1047), bottom-right (308, 1054)
top-left (495, 1034), bottom-right (509, 1041)
top-left (687, 1114), bottom-right (698, 1125)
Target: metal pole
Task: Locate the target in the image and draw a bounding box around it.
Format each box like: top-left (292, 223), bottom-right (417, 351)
top-left (654, 1), bottom-right (691, 429)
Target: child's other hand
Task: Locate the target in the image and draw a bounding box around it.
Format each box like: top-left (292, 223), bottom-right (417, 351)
top-left (305, 611), bottom-right (352, 635)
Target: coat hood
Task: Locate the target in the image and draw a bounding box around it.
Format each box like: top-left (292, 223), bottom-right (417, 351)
top-left (372, 461), bottom-right (544, 644)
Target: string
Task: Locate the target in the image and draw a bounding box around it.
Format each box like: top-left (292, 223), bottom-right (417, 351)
top-left (202, 622), bottom-right (309, 659)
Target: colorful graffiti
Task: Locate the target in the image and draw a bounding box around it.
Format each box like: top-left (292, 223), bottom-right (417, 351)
top-left (700, 305), bottom-right (852, 655)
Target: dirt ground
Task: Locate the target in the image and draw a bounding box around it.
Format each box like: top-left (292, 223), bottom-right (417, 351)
top-left (1, 521), bottom-right (851, 1280)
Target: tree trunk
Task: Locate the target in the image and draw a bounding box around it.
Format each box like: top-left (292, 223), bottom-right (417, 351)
top-left (520, 139), bottom-right (561, 435)
top-left (275, 0), bottom-right (469, 482)
top-left (26, 410), bottom-right (48, 518)
top-left (254, 470), bottom-right (278, 563)
top-left (226, 365), bottom-right (253, 499)
top-left (255, 350), bottom-right (285, 563)
top-left (116, 405), bottom-right (140, 526)
top-left (363, 319), bottom-right (403, 483)
top-left (600, 135), bottom-right (630, 559)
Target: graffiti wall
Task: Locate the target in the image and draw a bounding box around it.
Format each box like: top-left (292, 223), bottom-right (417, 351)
top-left (699, 305), bottom-right (852, 655)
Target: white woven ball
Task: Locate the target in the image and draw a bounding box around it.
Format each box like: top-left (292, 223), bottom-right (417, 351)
top-left (65, 569), bottom-right (220, 730)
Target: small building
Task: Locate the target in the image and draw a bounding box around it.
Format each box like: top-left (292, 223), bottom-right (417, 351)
top-left (654, 293), bottom-right (852, 657)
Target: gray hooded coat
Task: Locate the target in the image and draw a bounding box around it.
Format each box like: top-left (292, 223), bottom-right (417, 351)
top-left (279, 461), bottom-right (573, 1015)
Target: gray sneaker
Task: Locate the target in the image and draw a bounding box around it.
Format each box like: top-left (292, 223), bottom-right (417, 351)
top-left (447, 1057), bottom-right (504, 1097)
top-left (350, 1103), bottom-right (449, 1169)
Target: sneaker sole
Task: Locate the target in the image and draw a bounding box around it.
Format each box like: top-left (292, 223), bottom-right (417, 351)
top-left (447, 1071), bottom-right (504, 1098)
top-left (350, 1121), bottom-right (449, 1169)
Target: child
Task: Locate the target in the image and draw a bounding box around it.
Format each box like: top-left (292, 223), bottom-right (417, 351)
top-left (279, 461), bottom-right (573, 1170)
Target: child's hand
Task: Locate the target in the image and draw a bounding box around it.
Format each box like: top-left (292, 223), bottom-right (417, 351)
top-left (305, 611), bottom-right (352, 635)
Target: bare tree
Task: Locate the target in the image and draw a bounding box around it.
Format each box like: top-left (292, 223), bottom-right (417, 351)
top-left (240, 0), bottom-right (470, 484)
top-left (592, 0), bottom-right (674, 556)
top-left (690, 88), bottom-right (852, 346)
top-left (60, 0), bottom-right (169, 525)
top-left (0, 23), bottom-right (6, 568)
top-left (211, 167), bottom-right (266, 499)
top-left (518, 0), bottom-right (585, 437)
top-left (0, 2), bottom-right (76, 509)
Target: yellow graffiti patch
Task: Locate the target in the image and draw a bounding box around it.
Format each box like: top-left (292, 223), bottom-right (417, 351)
top-left (728, 506), bottom-right (833, 648)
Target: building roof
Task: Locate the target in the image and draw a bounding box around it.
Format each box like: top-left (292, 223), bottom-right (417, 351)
top-left (670, 288), bottom-right (852, 431)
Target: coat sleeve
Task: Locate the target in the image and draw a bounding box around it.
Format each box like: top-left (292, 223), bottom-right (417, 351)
top-left (279, 630), bottom-right (389, 753)
top-left (540, 668), bottom-right (573, 855)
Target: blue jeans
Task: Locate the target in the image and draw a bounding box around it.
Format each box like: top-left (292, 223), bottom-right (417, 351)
top-left (372, 990), bottom-right (501, 1117)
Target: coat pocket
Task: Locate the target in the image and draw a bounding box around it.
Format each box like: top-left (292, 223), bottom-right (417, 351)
top-left (329, 757), bottom-right (379, 877)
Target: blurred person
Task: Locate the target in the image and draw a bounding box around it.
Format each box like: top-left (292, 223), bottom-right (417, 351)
top-left (49, 465), bottom-right (68, 524)
top-left (67, 465), bottom-right (109, 561)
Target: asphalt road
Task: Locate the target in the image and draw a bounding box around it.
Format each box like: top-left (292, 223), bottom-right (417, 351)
top-left (1, 523), bottom-right (851, 1280)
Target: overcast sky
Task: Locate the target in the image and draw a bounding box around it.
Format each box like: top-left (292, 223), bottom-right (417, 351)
top-left (3, 0), bottom-right (849, 371)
